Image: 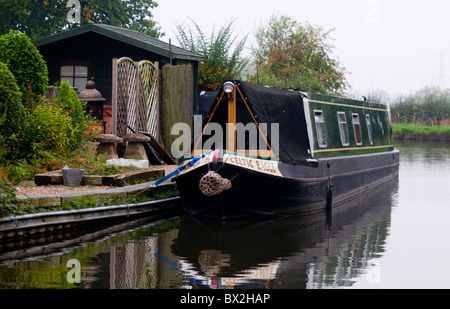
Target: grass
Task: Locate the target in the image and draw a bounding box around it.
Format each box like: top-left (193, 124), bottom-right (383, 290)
top-left (392, 123), bottom-right (450, 135)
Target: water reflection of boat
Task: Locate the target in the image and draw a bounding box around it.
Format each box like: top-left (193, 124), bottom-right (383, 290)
top-left (173, 179), bottom-right (398, 289)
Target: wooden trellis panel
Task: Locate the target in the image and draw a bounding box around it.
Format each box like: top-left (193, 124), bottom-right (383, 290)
top-left (138, 60), bottom-right (159, 138)
top-left (112, 57), bottom-right (159, 140)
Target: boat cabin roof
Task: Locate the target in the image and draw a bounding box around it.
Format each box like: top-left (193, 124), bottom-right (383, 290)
top-left (196, 80), bottom-right (392, 165)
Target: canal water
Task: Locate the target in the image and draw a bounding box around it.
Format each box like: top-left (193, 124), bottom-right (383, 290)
top-left (0, 141), bottom-right (449, 290)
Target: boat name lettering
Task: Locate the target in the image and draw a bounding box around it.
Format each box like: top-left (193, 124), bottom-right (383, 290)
top-left (229, 155), bottom-right (254, 168)
top-left (226, 154), bottom-right (282, 176)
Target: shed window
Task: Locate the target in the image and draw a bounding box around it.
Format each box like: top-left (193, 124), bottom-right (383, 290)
top-left (314, 110), bottom-right (327, 148)
top-left (60, 65), bottom-right (88, 91)
top-left (337, 112), bottom-right (349, 146)
top-left (352, 113), bottom-right (363, 146)
top-left (366, 115), bottom-right (374, 145)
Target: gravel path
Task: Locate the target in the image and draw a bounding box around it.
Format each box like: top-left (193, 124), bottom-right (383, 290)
top-left (16, 185), bottom-right (111, 197)
top-left (15, 165), bottom-right (179, 197)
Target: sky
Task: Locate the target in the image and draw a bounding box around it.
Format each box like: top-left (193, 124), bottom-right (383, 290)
top-left (153, 0), bottom-right (450, 100)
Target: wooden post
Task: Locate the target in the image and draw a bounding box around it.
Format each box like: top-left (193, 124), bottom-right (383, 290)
top-left (227, 89), bottom-right (237, 152)
top-left (155, 61), bottom-right (161, 144)
top-left (112, 58), bottom-right (118, 136)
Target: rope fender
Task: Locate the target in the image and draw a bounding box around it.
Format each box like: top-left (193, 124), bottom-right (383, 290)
top-left (199, 171), bottom-right (232, 197)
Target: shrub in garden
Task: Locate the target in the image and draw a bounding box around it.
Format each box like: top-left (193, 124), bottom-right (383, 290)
top-left (0, 61), bottom-right (25, 160)
top-left (0, 30), bottom-right (48, 109)
top-left (56, 81), bottom-right (93, 151)
top-left (24, 98), bottom-right (75, 155)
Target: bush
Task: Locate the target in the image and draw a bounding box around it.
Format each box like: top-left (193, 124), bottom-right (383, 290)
top-left (0, 30), bottom-right (48, 108)
top-left (0, 61), bottom-right (25, 160)
top-left (56, 81), bottom-right (93, 151)
top-left (24, 99), bottom-right (75, 155)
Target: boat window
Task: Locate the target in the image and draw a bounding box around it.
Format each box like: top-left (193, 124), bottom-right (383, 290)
top-left (337, 112), bottom-right (349, 146)
top-left (314, 110), bottom-right (327, 148)
top-left (352, 113), bottom-right (363, 146)
top-left (366, 115), bottom-right (374, 145)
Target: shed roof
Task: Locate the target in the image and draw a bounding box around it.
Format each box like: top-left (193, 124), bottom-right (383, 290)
top-left (33, 23), bottom-right (206, 62)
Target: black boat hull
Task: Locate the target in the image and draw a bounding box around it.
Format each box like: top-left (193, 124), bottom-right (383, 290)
top-left (174, 150), bottom-right (400, 220)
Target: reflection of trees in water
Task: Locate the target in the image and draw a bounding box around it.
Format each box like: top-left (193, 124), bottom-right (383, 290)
top-left (305, 217), bottom-right (391, 288)
top-left (397, 141), bottom-right (450, 166)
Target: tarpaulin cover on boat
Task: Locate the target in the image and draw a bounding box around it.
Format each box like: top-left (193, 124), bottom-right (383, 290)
top-left (196, 80), bottom-right (313, 165)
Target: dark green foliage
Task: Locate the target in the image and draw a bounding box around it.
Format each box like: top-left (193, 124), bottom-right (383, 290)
top-left (87, 0), bottom-right (164, 38)
top-left (0, 61), bottom-right (25, 160)
top-left (0, 0), bottom-right (164, 40)
top-left (0, 30), bottom-right (48, 108)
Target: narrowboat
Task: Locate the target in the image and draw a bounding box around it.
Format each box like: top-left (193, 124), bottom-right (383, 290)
top-left (173, 80), bottom-right (399, 220)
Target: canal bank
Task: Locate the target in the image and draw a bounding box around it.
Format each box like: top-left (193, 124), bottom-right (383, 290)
top-left (392, 123), bottom-right (450, 142)
top-left (393, 132), bottom-right (450, 142)
top-left (0, 181), bottom-right (181, 240)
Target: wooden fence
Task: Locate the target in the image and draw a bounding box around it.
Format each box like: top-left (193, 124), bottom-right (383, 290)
top-left (112, 59), bottom-right (193, 158)
top-left (112, 57), bottom-right (160, 141)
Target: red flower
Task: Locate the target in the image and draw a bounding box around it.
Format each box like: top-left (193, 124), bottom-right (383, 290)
top-left (69, 109), bottom-right (73, 113)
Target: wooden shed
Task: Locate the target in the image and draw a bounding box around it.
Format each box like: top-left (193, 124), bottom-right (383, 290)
top-left (34, 24), bottom-right (206, 135)
top-left (34, 23), bottom-right (205, 100)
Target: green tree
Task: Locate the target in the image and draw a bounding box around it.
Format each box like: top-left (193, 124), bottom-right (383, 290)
top-left (0, 30), bottom-right (49, 107)
top-left (175, 18), bottom-right (249, 90)
top-left (87, 0), bottom-right (164, 38)
top-left (251, 14), bottom-right (348, 95)
top-left (0, 61), bottom-right (25, 160)
top-left (0, 0), bottom-right (164, 40)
